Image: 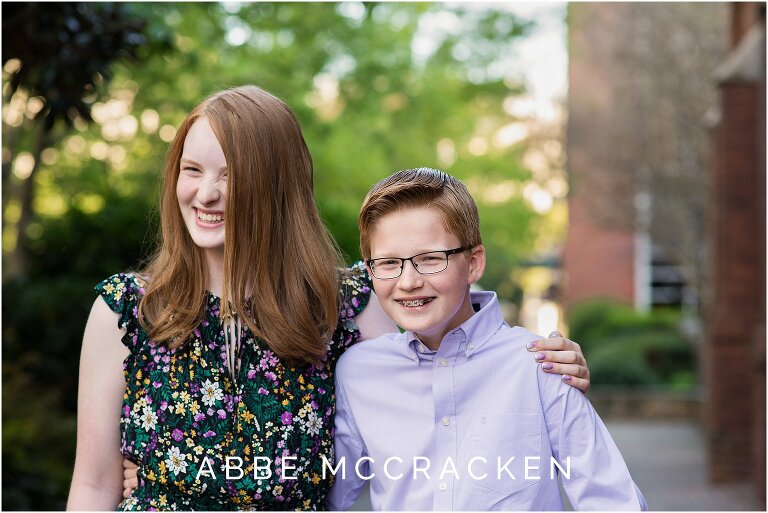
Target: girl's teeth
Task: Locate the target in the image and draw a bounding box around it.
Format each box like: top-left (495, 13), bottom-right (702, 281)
top-left (402, 299), bottom-right (429, 307)
top-left (198, 213), bottom-right (223, 222)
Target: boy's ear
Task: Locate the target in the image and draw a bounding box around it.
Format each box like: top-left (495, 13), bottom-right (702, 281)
top-left (467, 245), bottom-right (486, 285)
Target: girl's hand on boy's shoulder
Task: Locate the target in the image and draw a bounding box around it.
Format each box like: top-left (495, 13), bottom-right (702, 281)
top-left (527, 331), bottom-right (591, 393)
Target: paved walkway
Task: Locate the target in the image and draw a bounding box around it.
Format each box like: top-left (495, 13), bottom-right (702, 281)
top-left (348, 420), bottom-right (763, 510)
top-left (606, 420), bottom-right (762, 511)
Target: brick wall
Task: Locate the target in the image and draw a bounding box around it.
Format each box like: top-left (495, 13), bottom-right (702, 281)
top-left (705, 4), bottom-right (765, 503)
top-left (564, 3), bottom-right (636, 312)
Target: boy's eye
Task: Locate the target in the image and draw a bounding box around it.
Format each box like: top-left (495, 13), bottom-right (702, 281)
top-left (377, 259), bottom-right (401, 267)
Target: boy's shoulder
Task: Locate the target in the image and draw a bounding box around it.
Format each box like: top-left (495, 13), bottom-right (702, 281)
top-left (337, 331), bottom-right (406, 372)
top-left (483, 323), bottom-right (542, 357)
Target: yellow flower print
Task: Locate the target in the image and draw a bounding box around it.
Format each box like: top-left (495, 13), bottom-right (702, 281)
top-left (240, 410), bottom-right (255, 424)
top-left (174, 402), bottom-right (186, 415)
top-left (189, 401), bottom-right (200, 415)
top-left (103, 283), bottom-right (115, 295)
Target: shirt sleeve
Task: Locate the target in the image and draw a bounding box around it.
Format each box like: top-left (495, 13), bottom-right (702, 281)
top-left (326, 370), bottom-right (369, 511)
top-left (94, 272), bottom-right (146, 354)
top-left (537, 368), bottom-right (648, 510)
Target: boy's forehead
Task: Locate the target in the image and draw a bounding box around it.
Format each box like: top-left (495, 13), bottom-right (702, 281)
top-left (369, 207), bottom-right (460, 255)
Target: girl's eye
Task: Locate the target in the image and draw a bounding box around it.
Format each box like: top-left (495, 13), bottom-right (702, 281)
top-left (182, 167), bottom-right (201, 173)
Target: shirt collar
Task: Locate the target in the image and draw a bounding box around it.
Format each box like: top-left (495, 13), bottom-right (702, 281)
top-left (402, 291), bottom-right (504, 362)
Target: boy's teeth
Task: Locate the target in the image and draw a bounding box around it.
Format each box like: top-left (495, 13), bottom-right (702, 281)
top-left (401, 299), bottom-right (430, 307)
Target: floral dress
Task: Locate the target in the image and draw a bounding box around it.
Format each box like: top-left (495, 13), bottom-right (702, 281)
top-left (96, 263), bottom-right (372, 511)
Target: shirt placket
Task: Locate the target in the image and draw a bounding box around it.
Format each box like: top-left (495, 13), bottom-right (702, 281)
top-left (431, 330), bottom-right (462, 511)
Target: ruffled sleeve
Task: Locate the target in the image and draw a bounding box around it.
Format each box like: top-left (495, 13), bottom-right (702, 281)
top-left (94, 272), bottom-right (146, 354)
top-left (328, 262), bottom-right (373, 364)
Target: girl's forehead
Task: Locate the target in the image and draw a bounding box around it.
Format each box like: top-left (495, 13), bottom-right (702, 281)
top-left (182, 118), bottom-right (227, 167)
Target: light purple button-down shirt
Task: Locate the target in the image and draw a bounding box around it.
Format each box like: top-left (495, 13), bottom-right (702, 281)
top-left (327, 291), bottom-right (647, 511)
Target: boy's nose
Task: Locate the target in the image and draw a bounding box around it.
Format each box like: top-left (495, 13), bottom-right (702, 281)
top-left (397, 260), bottom-right (423, 289)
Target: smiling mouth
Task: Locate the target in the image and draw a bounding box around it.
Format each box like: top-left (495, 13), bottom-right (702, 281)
top-left (396, 298), bottom-right (435, 307)
top-left (196, 210), bottom-right (224, 224)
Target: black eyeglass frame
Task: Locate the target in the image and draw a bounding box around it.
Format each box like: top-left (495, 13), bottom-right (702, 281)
top-left (366, 246), bottom-right (472, 280)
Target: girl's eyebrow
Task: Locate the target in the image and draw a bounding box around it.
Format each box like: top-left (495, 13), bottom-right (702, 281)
top-left (180, 158), bottom-right (227, 171)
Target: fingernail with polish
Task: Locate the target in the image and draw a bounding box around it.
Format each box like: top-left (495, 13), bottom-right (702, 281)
top-left (562, 375), bottom-right (572, 382)
top-left (535, 352), bottom-right (546, 360)
top-left (526, 341), bottom-right (537, 350)
top-left (542, 363), bottom-right (553, 370)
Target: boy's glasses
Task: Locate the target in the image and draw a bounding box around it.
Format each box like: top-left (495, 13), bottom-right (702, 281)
top-left (366, 247), bottom-right (471, 280)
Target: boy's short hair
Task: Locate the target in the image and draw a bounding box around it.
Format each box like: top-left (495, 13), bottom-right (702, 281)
top-left (359, 167), bottom-right (482, 259)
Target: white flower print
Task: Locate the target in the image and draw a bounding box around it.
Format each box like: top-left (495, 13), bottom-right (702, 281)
top-left (165, 446), bottom-right (188, 476)
top-left (304, 411), bottom-right (322, 436)
top-left (201, 379), bottom-right (224, 407)
top-left (139, 405), bottom-right (158, 431)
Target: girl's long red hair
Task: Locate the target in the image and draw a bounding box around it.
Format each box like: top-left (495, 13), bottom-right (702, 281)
top-left (138, 86), bottom-right (343, 366)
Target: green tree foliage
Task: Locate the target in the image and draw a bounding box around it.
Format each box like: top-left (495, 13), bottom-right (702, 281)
top-left (3, 3), bottom-right (545, 508)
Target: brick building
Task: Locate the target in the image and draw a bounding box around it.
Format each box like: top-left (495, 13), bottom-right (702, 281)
top-left (705, 2), bottom-right (765, 501)
top-left (565, 2), bottom-right (766, 505)
top-left (563, 4), bottom-right (699, 314)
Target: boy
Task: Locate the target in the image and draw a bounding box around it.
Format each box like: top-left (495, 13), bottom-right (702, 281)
top-left (326, 168), bottom-right (647, 510)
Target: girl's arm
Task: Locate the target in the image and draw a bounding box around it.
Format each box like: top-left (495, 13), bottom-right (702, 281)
top-left (354, 291), bottom-right (399, 341)
top-left (67, 298), bottom-right (129, 510)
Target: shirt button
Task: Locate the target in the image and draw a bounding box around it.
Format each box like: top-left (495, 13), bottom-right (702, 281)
top-left (439, 359), bottom-right (448, 367)
top-left (439, 482), bottom-right (448, 491)
top-left (468, 343), bottom-right (476, 350)
top-left (441, 416), bottom-right (450, 426)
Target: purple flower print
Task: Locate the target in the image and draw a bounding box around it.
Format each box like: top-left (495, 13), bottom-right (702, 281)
top-left (171, 429), bottom-right (184, 442)
top-left (203, 430), bottom-right (216, 438)
top-left (281, 412), bottom-right (293, 425)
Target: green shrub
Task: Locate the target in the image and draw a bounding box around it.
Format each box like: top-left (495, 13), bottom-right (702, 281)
top-left (568, 300), bottom-right (696, 388)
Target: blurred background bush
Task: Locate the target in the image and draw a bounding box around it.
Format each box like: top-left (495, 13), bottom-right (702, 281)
top-left (568, 300), bottom-right (696, 389)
